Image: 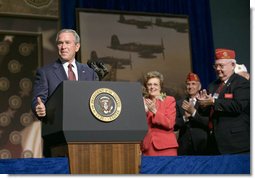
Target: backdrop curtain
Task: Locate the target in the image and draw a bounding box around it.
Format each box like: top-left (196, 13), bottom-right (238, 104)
top-left (61, 0), bottom-right (215, 88)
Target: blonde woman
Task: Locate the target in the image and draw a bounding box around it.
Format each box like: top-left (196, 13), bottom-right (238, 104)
top-left (141, 71), bottom-right (178, 156)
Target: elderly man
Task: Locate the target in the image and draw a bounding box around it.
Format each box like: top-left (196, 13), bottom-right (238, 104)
top-left (175, 73), bottom-right (208, 155)
top-left (197, 48), bottom-right (250, 155)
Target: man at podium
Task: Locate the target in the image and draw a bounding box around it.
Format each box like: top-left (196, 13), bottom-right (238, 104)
top-left (31, 29), bottom-right (98, 119)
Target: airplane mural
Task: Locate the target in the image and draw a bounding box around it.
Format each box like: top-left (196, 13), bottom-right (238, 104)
top-left (107, 34), bottom-right (165, 59)
top-left (118, 15), bottom-right (153, 29)
top-left (154, 18), bottom-right (189, 33)
top-left (89, 50), bottom-right (132, 81)
top-left (90, 50), bottom-right (132, 70)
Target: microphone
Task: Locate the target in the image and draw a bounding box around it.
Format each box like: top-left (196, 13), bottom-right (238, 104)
top-left (87, 60), bottom-right (100, 72)
top-left (96, 60), bottom-right (109, 76)
top-left (87, 59), bottom-right (108, 80)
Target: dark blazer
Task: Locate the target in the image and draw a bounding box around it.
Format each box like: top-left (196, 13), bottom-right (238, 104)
top-left (31, 59), bottom-right (98, 117)
top-left (175, 98), bottom-right (208, 155)
top-left (208, 73), bottom-right (250, 154)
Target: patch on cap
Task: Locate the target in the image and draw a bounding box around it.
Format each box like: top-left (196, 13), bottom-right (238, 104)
top-left (186, 72), bottom-right (200, 82)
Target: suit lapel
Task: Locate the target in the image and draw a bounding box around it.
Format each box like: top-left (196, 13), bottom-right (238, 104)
top-left (194, 100), bottom-right (199, 109)
top-left (76, 62), bottom-right (87, 80)
top-left (181, 97), bottom-right (189, 114)
top-left (51, 60), bottom-right (90, 81)
top-left (53, 59), bottom-right (68, 81)
top-left (219, 73), bottom-right (235, 97)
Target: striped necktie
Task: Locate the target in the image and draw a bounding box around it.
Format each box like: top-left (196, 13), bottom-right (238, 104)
top-left (68, 64), bottom-right (76, 81)
top-left (208, 82), bottom-right (225, 130)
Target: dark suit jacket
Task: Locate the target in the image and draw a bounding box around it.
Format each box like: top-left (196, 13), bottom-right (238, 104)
top-left (175, 98), bottom-right (208, 155)
top-left (31, 59), bottom-right (98, 117)
top-left (208, 73), bottom-right (250, 154)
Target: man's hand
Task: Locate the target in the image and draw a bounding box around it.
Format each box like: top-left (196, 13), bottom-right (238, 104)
top-left (181, 100), bottom-right (195, 114)
top-left (184, 111), bottom-right (191, 118)
top-left (35, 97), bottom-right (46, 117)
top-left (197, 90), bottom-right (214, 108)
top-left (197, 89), bottom-right (208, 100)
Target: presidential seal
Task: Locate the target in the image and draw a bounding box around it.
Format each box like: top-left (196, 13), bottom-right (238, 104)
top-left (90, 88), bottom-right (121, 122)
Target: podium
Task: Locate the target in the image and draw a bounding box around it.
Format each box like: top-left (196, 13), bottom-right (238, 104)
top-left (42, 81), bottom-right (147, 174)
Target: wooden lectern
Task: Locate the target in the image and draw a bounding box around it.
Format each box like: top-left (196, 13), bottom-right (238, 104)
top-left (42, 81), bottom-right (147, 174)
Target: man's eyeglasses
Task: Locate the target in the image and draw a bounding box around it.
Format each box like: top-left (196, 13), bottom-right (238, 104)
top-left (213, 62), bottom-right (232, 70)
